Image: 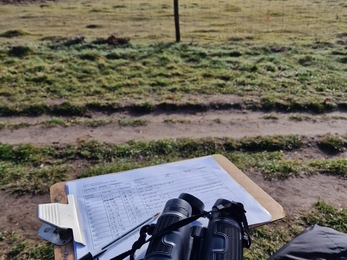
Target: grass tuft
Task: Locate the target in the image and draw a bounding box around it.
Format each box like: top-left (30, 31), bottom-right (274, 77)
top-left (0, 231), bottom-right (54, 259)
top-left (43, 117), bottom-right (67, 128)
top-left (263, 114), bottom-right (279, 120)
top-left (288, 114), bottom-right (311, 121)
top-left (79, 51), bottom-right (101, 61)
top-left (8, 46), bottom-right (32, 57)
top-left (238, 135), bottom-right (303, 152)
top-left (309, 159), bottom-right (347, 177)
top-left (163, 118), bottom-right (190, 124)
top-left (0, 162), bottom-right (69, 193)
top-left (0, 29), bottom-right (29, 38)
top-left (318, 133), bottom-right (346, 154)
top-left (118, 118), bottom-right (149, 127)
top-left (303, 200), bottom-right (347, 233)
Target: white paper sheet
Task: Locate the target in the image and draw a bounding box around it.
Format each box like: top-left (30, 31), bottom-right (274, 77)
top-left (66, 156), bottom-right (271, 260)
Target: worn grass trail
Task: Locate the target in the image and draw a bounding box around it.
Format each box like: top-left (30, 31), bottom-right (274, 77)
top-left (1, 111), bottom-right (347, 145)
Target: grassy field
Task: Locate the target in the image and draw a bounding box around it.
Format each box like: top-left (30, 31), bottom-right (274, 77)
top-left (1, 39), bottom-right (347, 116)
top-left (0, 0), bottom-right (347, 116)
top-left (1, 134), bottom-right (347, 193)
top-left (1, 0), bottom-right (347, 259)
top-left (0, 0), bottom-right (346, 43)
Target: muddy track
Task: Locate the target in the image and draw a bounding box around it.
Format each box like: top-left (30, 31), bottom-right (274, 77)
top-left (1, 110), bottom-right (346, 145)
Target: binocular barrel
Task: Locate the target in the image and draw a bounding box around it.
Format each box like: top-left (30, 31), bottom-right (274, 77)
top-left (144, 197), bottom-right (193, 260)
top-left (200, 199), bottom-right (243, 260)
top-left (144, 194), bottom-right (244, 260)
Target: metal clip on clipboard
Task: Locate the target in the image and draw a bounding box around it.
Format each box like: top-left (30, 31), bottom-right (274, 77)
top-left (37, 194), bottom-right (86, 246)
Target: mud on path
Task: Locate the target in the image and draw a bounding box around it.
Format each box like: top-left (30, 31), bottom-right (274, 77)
top-left (1, 110), bottom-right (347, 145)
top-left (1, 110), bottom-right (347, 249)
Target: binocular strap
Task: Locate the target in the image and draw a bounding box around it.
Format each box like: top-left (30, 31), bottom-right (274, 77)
top-left (110, 202), bottom-right (251, 260)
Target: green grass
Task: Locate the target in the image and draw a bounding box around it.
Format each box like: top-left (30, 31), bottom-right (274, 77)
top-left (0, 231), bottom-right (54, 260)
top-left (1, 0), bottom-right (346, 43)
top-left (0, 162), bottom-right (69, 193)
top-left (1, 40), bottom-right (347, 116)
top-left (263, 114), bottom-right (279, 120)
top-left (163, 118), bottom-right (191, 124)
top-left (0, 134), bottom-right (303, 163)
top-left (317, 133), bottom-right (347, 154)
top-left (0, 117), bottom-right (150, 129)
top-left (213, 117), bottom-right (222, 123)
top-left (42, 116), bottom-right (67, 127)
top-left (245, 200), bottom-right (347, 259)
top-left (1, 134), bottom-right (347, 193)
top-left (0, 29), bottom-right (30, 38)
top-left (303, 200), bottom-right (347, 232)
top-left (288, 114), bottom-right (312, 121)
top-left (118, 118), bottom-right (148, 127)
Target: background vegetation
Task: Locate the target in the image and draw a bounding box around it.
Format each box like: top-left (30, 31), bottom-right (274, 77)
top-left (1, 0), bottom-right (347, 259)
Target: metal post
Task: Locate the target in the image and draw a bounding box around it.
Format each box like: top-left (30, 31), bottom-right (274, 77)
top-left (174, 0), bottom-right (180, 42)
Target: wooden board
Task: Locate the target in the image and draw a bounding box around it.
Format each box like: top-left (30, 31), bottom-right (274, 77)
top-left (50, 154), bottom-right (284, 260)
top-left (212, 154), bottom-right (284, 224)
top-left (50, 182), bottom-right (75, 260)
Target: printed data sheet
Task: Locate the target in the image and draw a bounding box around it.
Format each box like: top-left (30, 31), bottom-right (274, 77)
top-left (66, 156), bottom-right (271, 260)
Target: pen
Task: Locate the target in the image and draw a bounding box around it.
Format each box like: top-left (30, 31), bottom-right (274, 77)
top-left (79, 212), bottom-right (161, 260)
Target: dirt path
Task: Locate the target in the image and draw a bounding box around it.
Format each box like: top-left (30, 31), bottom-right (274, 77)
top-left (1, 111), bottom-right (346, 145)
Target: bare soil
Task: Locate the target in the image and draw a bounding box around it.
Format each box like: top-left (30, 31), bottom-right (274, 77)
top-left (1, 110), bottom-right (347, 247)
top-left (1, 110), bottom-right (347, 145)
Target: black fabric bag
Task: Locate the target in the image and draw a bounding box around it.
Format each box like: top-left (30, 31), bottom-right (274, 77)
top-left (268, 224), bottom-right (347, 260)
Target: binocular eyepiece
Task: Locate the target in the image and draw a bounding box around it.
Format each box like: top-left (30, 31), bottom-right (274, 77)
top-left (144, 193), bottom-right (248, 260)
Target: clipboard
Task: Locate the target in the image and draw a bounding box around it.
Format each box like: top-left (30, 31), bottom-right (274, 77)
top-left (45, 154), bottom-right (285, 260)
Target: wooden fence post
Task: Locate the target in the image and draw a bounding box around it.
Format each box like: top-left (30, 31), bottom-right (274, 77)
top-left (174, 0), bottom-right (180, 42)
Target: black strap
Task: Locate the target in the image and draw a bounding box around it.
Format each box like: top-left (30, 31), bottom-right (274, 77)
top-left (145, 211), bottom-right (209, 244)
top-left (110, 211), bottom-right (209, 260)
top-left (110, 224), bottom-right (155, 260)
top-left (111, 202), bottom-right (251, 260)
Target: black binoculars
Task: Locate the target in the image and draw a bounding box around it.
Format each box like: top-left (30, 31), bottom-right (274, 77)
top-left (144, 193), bottom-right (250, 260)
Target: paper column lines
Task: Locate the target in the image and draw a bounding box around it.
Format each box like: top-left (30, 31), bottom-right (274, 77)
top-left (87, 201), bottom-right (103, 208)
top-left (138, 180), bottom-right (222, 197)
top-left (91, 217), bottom-right (111, 226)
top-left (96, 202), bottom-right (115, 242)
top-left (137, 178), bottom-right (217, 192)
top-left (137, 172), bottom-right (201, 191)
top-left (86, 203), bottom-right (108, 210)
top-left (87, 199), bottom-right (116, 206)
top-left (92, 223), bottom-right (112, 232)
top-left (88, 209), bottom-right (110, 217)
top-left (135, 186), bottom-right (149, 216)
top-left (91, 221), bottom-right (113, 234)
top-left (210, 169), bottom-right (230, 190)
top-left (97, 233), bottom-right (113, 240)
top-left (120, 192), bottom-right (138, 224)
